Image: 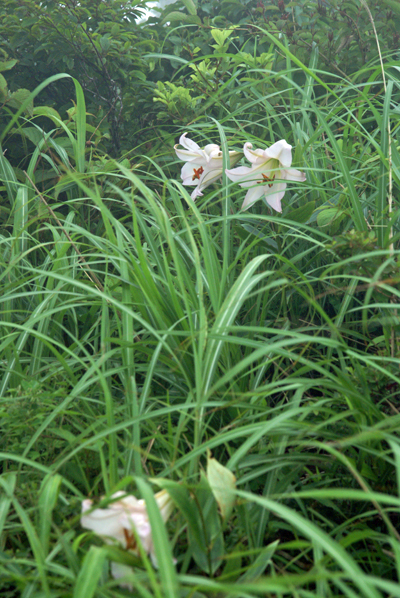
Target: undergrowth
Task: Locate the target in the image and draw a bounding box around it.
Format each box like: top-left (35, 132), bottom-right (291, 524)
top-left (0, 20), bottom-right (400, 598)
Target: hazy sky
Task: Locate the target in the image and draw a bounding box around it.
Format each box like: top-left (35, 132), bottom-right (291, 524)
top-left (139, 0), bottom-right (178, 20)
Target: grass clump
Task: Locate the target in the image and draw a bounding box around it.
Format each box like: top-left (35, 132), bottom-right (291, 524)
top-left (1, 17), bottom-right (400, 598)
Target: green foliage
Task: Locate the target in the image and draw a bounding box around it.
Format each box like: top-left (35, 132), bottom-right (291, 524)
top-left (1, 0), bottom-right (398, 160)
top-left (155, 0), bottom-right (400, 80)
top-left (0, 59), bottom-right (32, 116)
top-left (1, 1), bottom-right (400, 596)
top-left (153, 80), bottom-right (200, 122)
top-left (0, 0), bottom-right (155, 154)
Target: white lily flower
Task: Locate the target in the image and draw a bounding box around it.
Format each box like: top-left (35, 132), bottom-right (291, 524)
top-left (225, 139), bottom-right (306, 212)
top-left (174, 132), bottom-right (241, 200)
top-left (81, 489), bottom-right (173, 569)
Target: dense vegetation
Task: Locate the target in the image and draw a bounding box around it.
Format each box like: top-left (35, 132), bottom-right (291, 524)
top-left (1, 0), bottom-right (400, 596)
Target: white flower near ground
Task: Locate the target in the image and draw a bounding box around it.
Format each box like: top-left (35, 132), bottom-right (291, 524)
top-left (225, 139), bottom-right (306, 212)
top-left (81, 489), bottom-right (173, 569)
top-left (175, 132), bottom-right (241, 200)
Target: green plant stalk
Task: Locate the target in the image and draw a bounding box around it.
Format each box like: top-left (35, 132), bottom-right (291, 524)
top-left (101, 298), bottom-right (118, 488)
top-left (115, 225), bottom-right (141, 477)
top-left (212, 118), bottom-right (232, 305)
top-left (377, 81), bottom-right (393, 248)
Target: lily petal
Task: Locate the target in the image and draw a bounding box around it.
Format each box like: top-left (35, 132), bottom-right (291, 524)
top-left (179, 132), bottom-right (201, 152)
top-left (282, 167), bottom-right (307, 182)
top-left (81, 489), bottom-right (174, 567)
top-left (174, 147), bottom-right (201, 163)
top-left (264, 139), bottom-right (293, 168)
top-left (81, 500), bottom-right (127, 547)
top-left (111, 562), bottom-right (134, 590)
top-left (243, 142), bottom-right (267, 165)
top-left (181, 161), bottom-right (204, 185)
top-left (204, 144), bottom-right (221, 158)
top-left (264, 182), bottom-right (287, 212)
top-left (191, 169), bottom-right (224, 200)
top-left (241, 185), bottom-right (266, 209)
top-left (225, 164), bottom-right (258, 186)
top-left (154, 489), bottom-right (174, 522)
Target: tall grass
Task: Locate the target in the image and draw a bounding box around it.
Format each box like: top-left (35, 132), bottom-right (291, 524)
top-left (1, 32), bottom-right (400, 598)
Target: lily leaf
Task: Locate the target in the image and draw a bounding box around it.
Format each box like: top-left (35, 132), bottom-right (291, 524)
top-left (206, 450), bottom-right (236, 520)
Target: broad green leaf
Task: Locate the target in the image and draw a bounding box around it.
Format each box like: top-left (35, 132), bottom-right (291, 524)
top-left (155, 479), bottom-right (205, 547)
top-left (287, 201), bottom-right (315, 224)
top-left (161, 11), bottom-right (201, 24)
top-left (0, 143), bottom-right (19, 205)
top-left (73, 546), bottom-right (107, 598)
top-left (0, 59), bottom-right (18, 72)
top-left (0, 73), bottom-right (8, 95)
top-left (8, 88), bottom-right (34, 115)
top-left (33, 105), bottom-right (62, 124)
top-left (0, 474), bottom-right (16, 539)
top-left (211, 27), bottom-right (237, 46)
top-left (239, 540), bottom-right (280, 582)
top-left (99, 36), bottom-right (111, 52)
top-left (136, 478), bottom-right (178, 598)
top-left (195, 473), bottom-right (225, 574)
top-left (38, 474), bottom-right (62, 554)
top-left (380, 0), bottom-right (400, 14)
top-left (317, 207), bottom-right (343, 227)
top-left (156, 477), bottom-right (224, 575)
top-left (206, 450), bottom-right (236, 520)
top-left (0, 73), bottom-right (71, 143)
top-left (181, 0), bottom-right (197, 15)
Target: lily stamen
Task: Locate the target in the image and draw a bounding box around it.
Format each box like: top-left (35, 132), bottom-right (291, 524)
top-left (123, 528), bottom-right (137, 551)
top-left (192, 166), bottom-right (204, 181)
top-left (257, 173), bottom-right (276, 187)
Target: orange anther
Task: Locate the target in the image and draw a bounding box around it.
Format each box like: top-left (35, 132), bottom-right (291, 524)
top-left (123, 528), bottom-right (137, 551)
top-left (257, 173), bottom-right (276, 187)
top-left (192, 166), bottom-right (204, 181)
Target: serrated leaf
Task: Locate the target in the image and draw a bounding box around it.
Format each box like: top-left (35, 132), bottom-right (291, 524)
top-left (17, 126), bottom-right (44, 146)
top-left (206, 450), bottom-right (236, 520)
